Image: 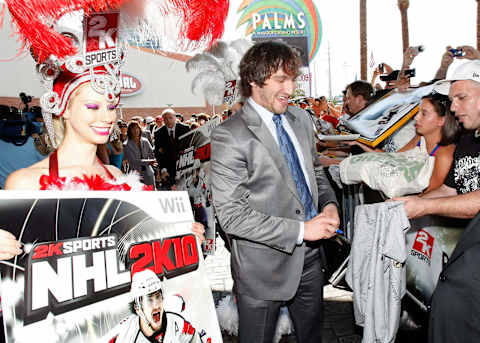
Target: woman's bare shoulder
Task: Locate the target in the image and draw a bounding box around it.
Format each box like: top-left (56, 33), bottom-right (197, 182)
top-left (4, 158), bottom-right (49, 190)
top-left (437, 144), bottom-right (456, 157)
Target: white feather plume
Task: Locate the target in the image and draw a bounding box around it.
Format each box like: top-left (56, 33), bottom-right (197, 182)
top-left (191, 70), bottom-right (225, 105)
top-left (186, 39), bottom-right (253, 105)
top-left (208, 41), bottom-right (230, 59)
top-left (215, 295), bottom-right (294, 342)
top-left (185, 54), bottom-right (223, 73)
top-left (273, 307), bottom-right (294, 343)
top-left (216, 295), bottom-right (239, 336)
top-left (119, 0), bottom-right (213, 52)
top-left (230, 39), bottom-right (254, 56)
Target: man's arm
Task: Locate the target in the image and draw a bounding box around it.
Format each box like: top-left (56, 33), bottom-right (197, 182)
top-left (394, 185), bottom-right (480, 219)
top-left (434, 46), bottom-right (454, 80)
top-left (421, 183), bottom-right (457, 199)
top-left (398, 46), bottom-right (419, 81)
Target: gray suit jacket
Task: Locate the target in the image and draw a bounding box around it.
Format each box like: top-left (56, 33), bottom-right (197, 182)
top-left (210, 101), bottom-right (338, 301)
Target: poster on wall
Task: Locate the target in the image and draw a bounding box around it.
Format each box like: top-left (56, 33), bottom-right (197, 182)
top-left (0, 191), bottom-right (221, 343)
top-left (176, 117), bottom-right (222, 256)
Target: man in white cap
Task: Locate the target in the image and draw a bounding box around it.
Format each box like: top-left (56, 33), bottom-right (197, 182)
top-left (107, 269), bottom-right (204, 343)
top-left (396, 59), bottom-right (480, 343)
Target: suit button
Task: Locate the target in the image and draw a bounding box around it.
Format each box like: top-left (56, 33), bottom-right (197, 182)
top-left (296, 209), bottom-right (301, 214)
top-left (439, 274), bottom-right (446, 282)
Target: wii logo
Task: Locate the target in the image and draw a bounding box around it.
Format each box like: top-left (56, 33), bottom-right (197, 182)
top-left (158, 196), bottom-right (188, 214)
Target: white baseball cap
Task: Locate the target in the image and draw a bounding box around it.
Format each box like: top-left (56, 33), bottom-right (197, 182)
top-left (434, 59), bottom-right (480, 95)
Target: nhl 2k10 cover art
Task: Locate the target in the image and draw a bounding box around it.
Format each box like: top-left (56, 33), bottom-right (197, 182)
top-left (0, 191), bottom-right (221, 343)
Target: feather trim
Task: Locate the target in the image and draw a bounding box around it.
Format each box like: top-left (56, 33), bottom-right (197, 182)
top-left (215, 295), bottom-right (294, 342)
top-left (39, 171), bottom-right (152, 191)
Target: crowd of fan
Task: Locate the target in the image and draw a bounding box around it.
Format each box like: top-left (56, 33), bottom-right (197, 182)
top-left (97, 109), bottom-right (230, 190)
top-left (0, 105), bottom-right (231, 191)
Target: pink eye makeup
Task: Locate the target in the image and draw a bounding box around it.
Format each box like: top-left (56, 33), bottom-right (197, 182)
top-left (107, 104), bottom-right (117, 111)
top-left (85, 104), bottom-right (99, 110)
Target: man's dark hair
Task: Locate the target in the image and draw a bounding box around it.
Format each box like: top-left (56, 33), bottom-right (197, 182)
top-left (197, 113), bottom-right (209, 122)
top-left (129, 300), bottom-right (136, 314)
top-left (239, 40), bottom-right (301, 98)
top-left (347, 80), bottom-right (374, 101)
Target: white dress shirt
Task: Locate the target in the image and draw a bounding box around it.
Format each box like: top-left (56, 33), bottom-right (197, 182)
top-left (248, 97), bottom-right (312, 243)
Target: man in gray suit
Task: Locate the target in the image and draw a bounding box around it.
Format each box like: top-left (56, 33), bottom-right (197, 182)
top-left (210, 41), bottom-right (340, 343)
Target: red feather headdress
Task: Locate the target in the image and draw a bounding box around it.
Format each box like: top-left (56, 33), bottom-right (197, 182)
top-left (3, 0), bottom-right (229, 62)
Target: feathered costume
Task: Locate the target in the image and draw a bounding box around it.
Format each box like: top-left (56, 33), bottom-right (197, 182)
top-left (1, 0), bottom-right (229, 190)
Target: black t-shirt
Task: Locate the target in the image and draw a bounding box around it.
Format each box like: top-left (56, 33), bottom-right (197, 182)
top-left (445, 131), bottom-right (480, 194)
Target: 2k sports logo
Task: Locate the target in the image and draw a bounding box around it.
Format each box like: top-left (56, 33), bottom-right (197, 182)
top-left (412, 229), bottom-right (434, 259)
top-left (84, 12), bottom-right (119, 67)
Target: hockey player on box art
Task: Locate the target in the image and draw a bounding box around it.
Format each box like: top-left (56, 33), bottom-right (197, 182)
top-left (108, 270), bottom-right (208, 343)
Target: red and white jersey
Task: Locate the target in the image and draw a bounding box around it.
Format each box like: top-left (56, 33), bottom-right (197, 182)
top-left (187, 178), bottom-right (208, 207)
top-left (108, 312), bottom-right (202, 343)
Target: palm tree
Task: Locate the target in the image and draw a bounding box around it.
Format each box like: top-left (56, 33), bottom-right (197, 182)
top-left (398, 0), bottom-right (410, 53)
top-left (360, 0), bottom-right (367, 80)
top-left (477, 0), bottom-right (480, 50)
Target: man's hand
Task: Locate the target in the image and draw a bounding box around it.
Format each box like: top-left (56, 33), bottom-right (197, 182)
top-left (441, 46), bottom-right (455, 68)
top-left (192, 222), bottom-right (205, 244)
top-left (0, 229), bottom-right (22, 261)
top-left (457, 45), bottom-right (480, 60)
top-left (402, 46), bottom-right (420, 69)
top-left (321, 203), bottom-right (340, 224)
top-left (392, 195), bottom-right (428, 219)
top-left (304, 204), bottom-right (340, 241)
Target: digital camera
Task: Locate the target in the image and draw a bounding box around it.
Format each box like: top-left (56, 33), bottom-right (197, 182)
top-left (449, 48), bottom-right (465, 57)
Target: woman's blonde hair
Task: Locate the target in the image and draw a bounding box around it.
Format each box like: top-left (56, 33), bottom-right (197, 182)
top-left (50, 116), bottom-right (65, 148)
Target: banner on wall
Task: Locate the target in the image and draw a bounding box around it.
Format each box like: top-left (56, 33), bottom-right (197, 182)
top-left (176, 117), bottom-right (222, 256)
top-left (0, 191), bottom-right (221, 343)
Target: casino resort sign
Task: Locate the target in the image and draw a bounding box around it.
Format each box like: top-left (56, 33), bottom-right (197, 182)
top-left (237, 0), bottom-right (322, 61)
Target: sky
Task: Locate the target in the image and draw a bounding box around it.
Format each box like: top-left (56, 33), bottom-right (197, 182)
top-left (308, 0), bottom-right (477, 97)
top-left (0, 0), bottom-right (477, 102)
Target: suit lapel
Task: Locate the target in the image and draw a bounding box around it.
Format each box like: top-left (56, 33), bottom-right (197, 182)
top-left (445, 211), bottom-right (480, 268)
top-left (242, 102), bottom-right (302, 205)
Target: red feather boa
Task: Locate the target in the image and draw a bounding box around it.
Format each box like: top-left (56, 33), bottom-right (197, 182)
top-left (39, 173), bottom-right (153, 191)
